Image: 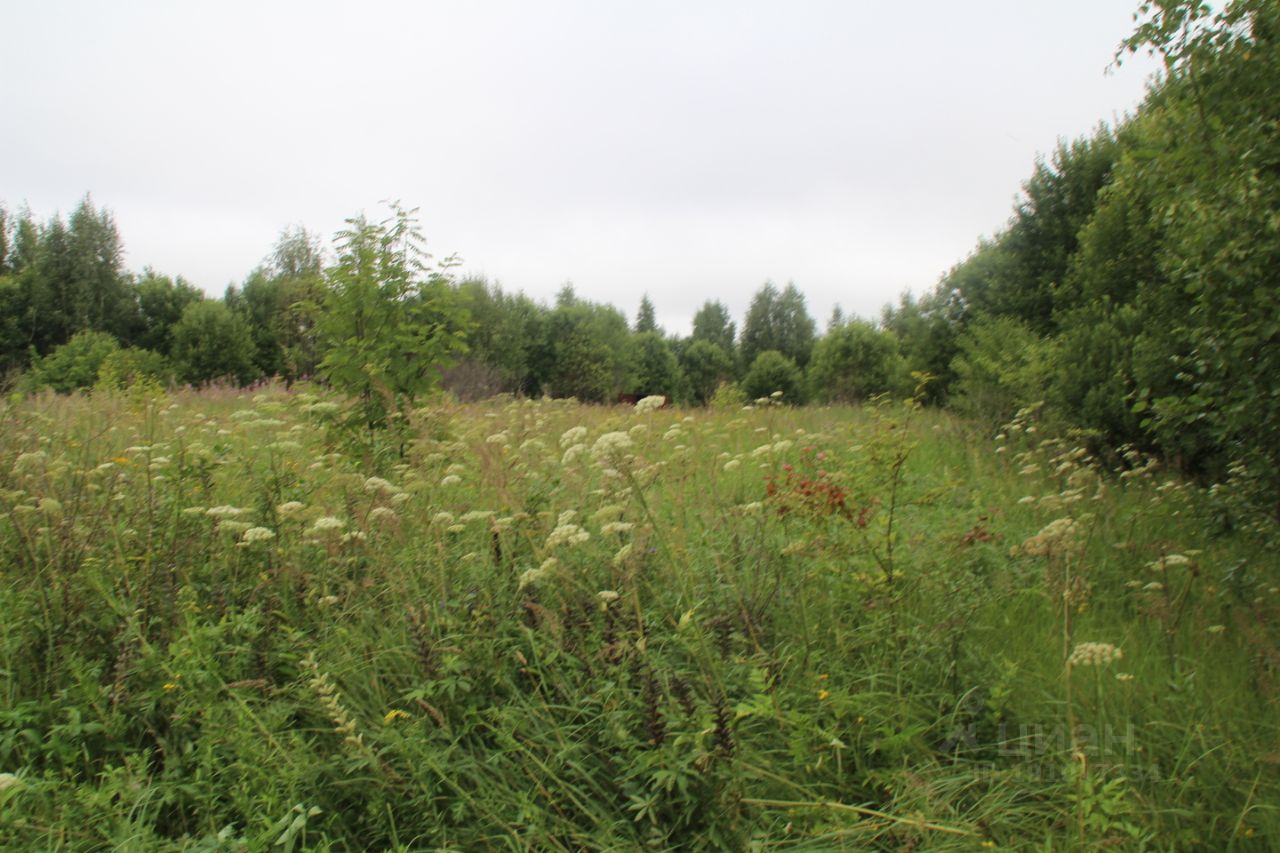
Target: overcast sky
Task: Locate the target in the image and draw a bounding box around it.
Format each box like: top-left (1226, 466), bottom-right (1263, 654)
top-left (3, 1), bottom-right (1160, 334)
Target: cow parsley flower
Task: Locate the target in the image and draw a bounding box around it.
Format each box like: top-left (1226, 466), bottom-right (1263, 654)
top-left (560, 426), bottom-right (588, 448)
top-left (1068, 642), bottom-right (1122, 667)
top-left (546, 523), bottom-right (590, 548)
top-left (241, 526), bottom-right (276, 544)
top-left (635, 395), bottom-right (666, 413)
top-left (591, 431), bottom-right (632, 463)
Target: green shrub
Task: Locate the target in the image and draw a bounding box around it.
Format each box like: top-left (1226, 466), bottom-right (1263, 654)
top-left (24, 330), bottom-right (120, 393)
top-left (742, 350), bottom-right (805, 404)
top-left (96, 346), bottom-right (171, 392)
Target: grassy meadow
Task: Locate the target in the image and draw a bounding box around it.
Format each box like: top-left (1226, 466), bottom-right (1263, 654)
top-left (0, 384), bottom-right (1277, 850)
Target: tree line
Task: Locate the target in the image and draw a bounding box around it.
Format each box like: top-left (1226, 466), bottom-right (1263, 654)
top-left (0, 197), bottom-right (904, 408)
top-left (2, 0), bottom-right (1275, 512)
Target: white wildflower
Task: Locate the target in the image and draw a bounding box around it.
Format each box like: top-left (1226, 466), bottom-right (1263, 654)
top-left (601, 521), bottom-right (634, 535)
top-left (311, 516), bottom-right (345, 533)
top-left (560, 426), bottom-right (588, 448)
top-left (240, 526), bottom-right (276, 544)
top-left (590, 505), bottom-right (624, 525)
top-left (519, 557), bottom-right (560, 590)
top-left (561, 443), bottom-right (588, 465)
top-left (1148, 553), bottom-right (1191, 571)
top-left (277, 501), bottom-right (305, 516)
top-left (206, 505), bottom-right (247, 519)
top-left (634, 395), bottom-right (666, 413)
top-left (440, 474), bottom-right (462, 486)
top-left (1068, 642), bottom-right (1123, 668)
top-left (1016, 517), bottom-right (1083, 557)
top-left (363, 476), bottom-right (399, 495)
top-left (546, 523), bottom-right (590, 548)
top-left (591, 431), bottom-right (633, 462)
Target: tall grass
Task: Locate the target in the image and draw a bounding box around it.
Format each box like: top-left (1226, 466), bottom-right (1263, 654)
top-left (0, 385), bottom-right (1276, 850)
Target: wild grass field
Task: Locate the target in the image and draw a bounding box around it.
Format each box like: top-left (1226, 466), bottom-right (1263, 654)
top-left (0, 384), bottom-right (1277, 850)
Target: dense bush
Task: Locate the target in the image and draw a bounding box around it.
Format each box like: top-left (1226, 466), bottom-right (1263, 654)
top-left (742, 349), bottom-right (805, 404)
top-left (23, 330), bottom-right (121, 392)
